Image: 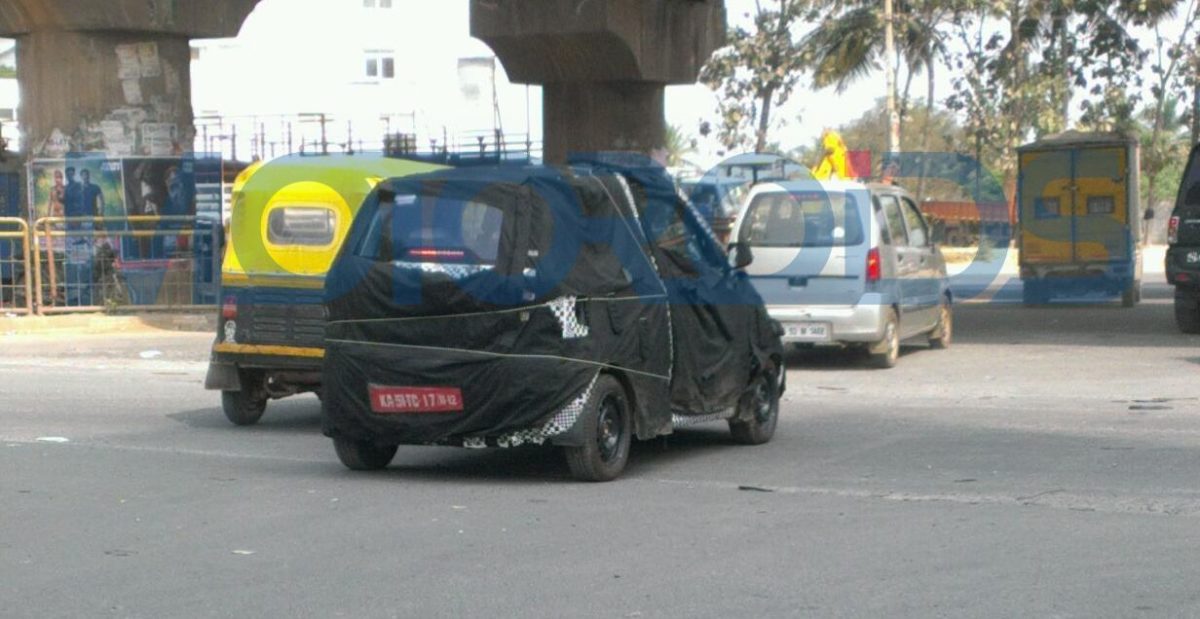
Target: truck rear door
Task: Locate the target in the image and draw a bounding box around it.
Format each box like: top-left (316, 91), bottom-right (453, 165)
top-left (1020, 148), bottom-right (1074, 265)
top-left (1073, 146), bottom-right (1129, 263)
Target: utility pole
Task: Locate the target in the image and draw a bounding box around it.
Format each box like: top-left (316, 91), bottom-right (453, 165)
top-left (884, 0), bottom-right (900, 156)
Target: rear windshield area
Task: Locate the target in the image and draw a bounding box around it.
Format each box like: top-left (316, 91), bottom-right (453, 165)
top-left (353, 194), bottom-right (505, 264)
top-left (740, 190), bottom-right (864, 247)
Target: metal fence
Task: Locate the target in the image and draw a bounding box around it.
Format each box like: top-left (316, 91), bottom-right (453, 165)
top-left (29, 215), bottom-right (222, 314)
top-left (0, 216), bottom-right (33, 315)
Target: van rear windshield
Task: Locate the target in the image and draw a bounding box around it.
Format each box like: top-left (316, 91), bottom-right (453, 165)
top-left (354, 195), bottom-right (504, 265)
top-left (741, 191), bottom-right (864, 247)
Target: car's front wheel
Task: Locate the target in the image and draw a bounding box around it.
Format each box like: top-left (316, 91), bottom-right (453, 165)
top-left (333, 437), bottom-right (398, 471)
top-left (729, 368), bottom-right (780, 445)
top-left (564, 375), bottom-right (632, 482)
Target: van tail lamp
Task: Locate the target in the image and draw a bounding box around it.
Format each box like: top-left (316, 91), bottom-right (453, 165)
top-left (221, 294), bottom-right (239, 320)
top-left (1177, 273), bottom-right (1191, 284)
top-left (407, 248), bottom-right (466, 261)
top-left (866, 248), bottom-right (881, 282)
top-left (1169, 216), bottom-right (1180, 244)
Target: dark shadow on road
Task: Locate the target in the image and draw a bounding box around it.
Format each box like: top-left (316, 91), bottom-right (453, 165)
top-left (293, 426), bottom-right (743, 484)
top-left (955, 287), bottom-right (1196, 348)
top-left (167, 396), bottom-right (322, 432)
top-left (782, 344), bottom-right (924, 371)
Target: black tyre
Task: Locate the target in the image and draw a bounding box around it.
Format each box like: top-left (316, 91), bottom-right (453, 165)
top-left (868, 309), bottom-right (900, 369)
top-left (333, 437), bottom-right (398, 471)
top-left (1175, 291), bottom-right (1200, 334)
top-left (221, 370), bottom-right (267, 426)
top-left (564, 375), bottom-right (632, 482)
top-left (929, 300), bottom-right (953, 350)
top-left (729, 368), bottom-right (780, 445)
top-left (1118, 283), bottom-right (1137, 307)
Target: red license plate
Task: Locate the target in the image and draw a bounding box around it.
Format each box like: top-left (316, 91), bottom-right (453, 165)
top-left (369, 385), bottom-right (464, 414)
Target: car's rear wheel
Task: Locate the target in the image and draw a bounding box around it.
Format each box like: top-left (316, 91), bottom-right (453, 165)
top-left (929, 300), bottom-right (953, 350)
top-left (1175, 290), bottom-right (1200, 333)
top-left (868, 309), bottom-right (900, 369)
top-left (333, 437), bottom-right (398, 471)
top-left (564, 375), bottom-right (632, 482)
top-left (221, 370), bottom-right (267, 426)
top-left (729, 368), bottom-right (779, 445)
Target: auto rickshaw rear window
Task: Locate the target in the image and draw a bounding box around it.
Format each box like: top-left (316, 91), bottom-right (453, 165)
top-left (267, 206), bottom-right (337, 246)
top-left (355, 195), bottom-right (504, 265)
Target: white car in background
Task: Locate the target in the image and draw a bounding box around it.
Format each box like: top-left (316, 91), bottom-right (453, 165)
top-left (730, 180), bottom-right (953, 368)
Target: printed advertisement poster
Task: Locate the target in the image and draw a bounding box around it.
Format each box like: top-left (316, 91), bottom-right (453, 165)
top-left (120, 157), bottom-right (196, 261)
top-left (28, 157), bottom-right (126, 251)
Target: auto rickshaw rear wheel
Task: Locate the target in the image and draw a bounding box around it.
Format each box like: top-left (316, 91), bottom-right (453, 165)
top-left (729, 368), bottom-right (780, 445)
top-left (564, 375), bottom-right (631, 482)
top-left (333, 437), bottom-right (398, 471)
top-left (221, 370), bottom-right (268, 426)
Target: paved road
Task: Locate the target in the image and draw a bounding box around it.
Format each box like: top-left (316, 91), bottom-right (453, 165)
top-left (3, 282), bottom-right (1200, 618)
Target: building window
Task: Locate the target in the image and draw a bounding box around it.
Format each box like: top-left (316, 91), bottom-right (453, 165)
top-left (0, 109), bottom-right (14, 121)
top-left (363, 0), bottom-right (392, 7)
top-left (365, 50), bottom-right (395, 79)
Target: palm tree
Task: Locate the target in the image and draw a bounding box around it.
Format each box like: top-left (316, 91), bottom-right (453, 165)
top-left (664, 124), bottom-right (696, 168)
top-left (804, 0), bottom-right (956, 196)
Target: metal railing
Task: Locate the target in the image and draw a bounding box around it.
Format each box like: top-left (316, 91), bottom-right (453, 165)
top-left (30, 216), bottom-right (222, 314)
top-left (0, 217), bottom-right (33, 315)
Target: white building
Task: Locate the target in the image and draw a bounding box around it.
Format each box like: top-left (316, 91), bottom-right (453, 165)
top-left (0, 39), bottom-right (19, 152)
top-left (190, 0), bottom-right (542, 160)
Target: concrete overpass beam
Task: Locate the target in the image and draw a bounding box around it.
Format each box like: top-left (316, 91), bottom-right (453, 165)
top-left (0, 0), bottom-right (259, 158)
top-left (471, 0), bottom-right (725, 164)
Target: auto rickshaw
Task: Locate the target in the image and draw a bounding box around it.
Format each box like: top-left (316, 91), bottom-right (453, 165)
top-left (204, 154), bottom-right (445, 425)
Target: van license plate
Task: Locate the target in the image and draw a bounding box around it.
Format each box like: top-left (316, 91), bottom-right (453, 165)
top-left (369, 385), bottom-right (464, 414)
top-left (783, 322), bottom-right (831, 342)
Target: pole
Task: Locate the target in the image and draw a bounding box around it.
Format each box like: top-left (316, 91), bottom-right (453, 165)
top-left (884, 0), bottom-right (900, 156)
top-left (320, 114), bottom-right (328, 155)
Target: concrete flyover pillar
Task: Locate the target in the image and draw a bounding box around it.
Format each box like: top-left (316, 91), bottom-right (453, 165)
top-left (471, 0), bottom-right (725, 164)
top-left (0, 0), bottom-right (260, 158)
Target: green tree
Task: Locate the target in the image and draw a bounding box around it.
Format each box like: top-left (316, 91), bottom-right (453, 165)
top-left (663, 124), bottom-right (696, 168)
top-left (803, 0), bottom-right (961, 146)
top-left (1139, 0), bottom-right (1198, 225)
top-left (700, 0), bottom-right (811, 153)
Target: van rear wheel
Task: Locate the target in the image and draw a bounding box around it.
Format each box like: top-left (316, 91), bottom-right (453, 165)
top-left (729, 369), bottom-right (779, 445)
top-left (564, 376), bottom-right (631, 482)
top-left (333, 437), bottom-right (398, 471)
top-left (868, 310), bottom-right (900, 369)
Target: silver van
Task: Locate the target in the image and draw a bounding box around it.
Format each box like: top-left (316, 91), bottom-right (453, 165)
top-left (730, 180), bottom-right (952, 368)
